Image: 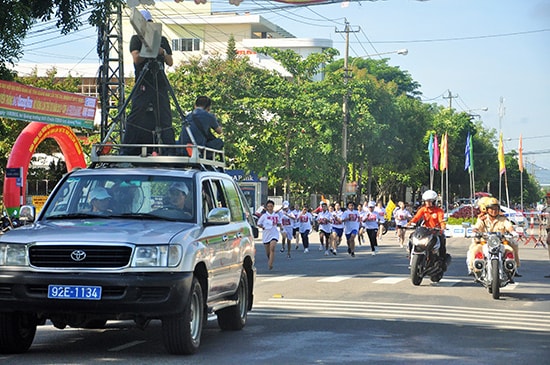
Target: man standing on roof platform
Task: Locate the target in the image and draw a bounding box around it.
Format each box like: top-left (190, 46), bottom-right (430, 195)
top-left (122, 9), bottom-right (175, 155)
top-left (179, 96), bottom-right (223, 154)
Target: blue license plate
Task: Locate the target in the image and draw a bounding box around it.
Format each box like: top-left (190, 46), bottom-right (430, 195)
top-left (47, 285), bottom-right (102, 300)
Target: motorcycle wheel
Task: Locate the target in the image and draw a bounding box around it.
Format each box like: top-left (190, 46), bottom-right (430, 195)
top-left (491, 260), bottom-right (500, 300)
top-left (410, 255), bottom-right (424, 286)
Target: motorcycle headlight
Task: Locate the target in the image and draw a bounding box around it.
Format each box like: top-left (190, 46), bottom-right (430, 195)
top-left (131, 245), bottom-right (182, 267)
top-left (487, 235), bottom-right (501, 249)
top-left (0, 243), bottom-right (28, 266)
top-left (412, 236), bottom-right (430, 249)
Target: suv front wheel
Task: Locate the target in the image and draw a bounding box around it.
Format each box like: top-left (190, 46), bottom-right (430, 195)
top-left (216, 269), bottom-right (249, 331)
top-left (162, 277), bottom-right (204, 355)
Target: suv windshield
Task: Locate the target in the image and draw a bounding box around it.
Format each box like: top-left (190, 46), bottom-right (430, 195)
top-left (42, 175), bottom-right (195, 222)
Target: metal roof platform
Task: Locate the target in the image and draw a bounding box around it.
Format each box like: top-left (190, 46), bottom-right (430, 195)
top-left (90, 144), bottom-right (225, 171)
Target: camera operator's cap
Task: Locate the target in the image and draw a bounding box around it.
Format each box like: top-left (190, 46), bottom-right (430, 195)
top-left (282, 200), bottom-right (289, 208)
top-left (140, 9), bottom-right (153, 22)
top-left (89, 187), bottom-right (112, 202)
top-left (170, 182), bottom-right (189, 196)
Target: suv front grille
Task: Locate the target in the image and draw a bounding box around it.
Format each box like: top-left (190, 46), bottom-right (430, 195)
top-left (29, 245), bottom-right (132, 268)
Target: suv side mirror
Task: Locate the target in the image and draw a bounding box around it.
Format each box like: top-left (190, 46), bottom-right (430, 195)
top-left (205, 207), bottom-right (230, 226)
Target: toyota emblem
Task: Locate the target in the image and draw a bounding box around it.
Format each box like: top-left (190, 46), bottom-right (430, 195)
top-left (70, 250), bottom-right (87, 262)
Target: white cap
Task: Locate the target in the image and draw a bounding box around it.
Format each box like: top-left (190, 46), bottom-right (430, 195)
top-left (89, 187), bottom-right (112, 202)
top-left (170, 182), bottom-right (189, 195)
top-left (140, 9), bottom-right (153, 22)
top-left (282, 200), bottom-right (289, 208)
top-left (367, 201), bottom-right (376, 208)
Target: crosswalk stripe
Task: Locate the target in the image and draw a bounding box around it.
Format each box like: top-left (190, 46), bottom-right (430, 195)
top-left (317, 275), bottom-right (355, 282)
top-left (263, 275), bottom-right (306, 282)
top-left (250, 298), bottom-right (550, 332)
top-left (373, 277), bottom-right (407, 284)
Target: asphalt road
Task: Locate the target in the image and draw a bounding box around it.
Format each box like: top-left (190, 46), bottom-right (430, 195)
top-left (2, 233), bottom-right (549, 365)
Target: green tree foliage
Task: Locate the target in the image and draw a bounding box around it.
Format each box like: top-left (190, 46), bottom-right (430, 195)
top-left (0, 0), bottom-right (123, 80)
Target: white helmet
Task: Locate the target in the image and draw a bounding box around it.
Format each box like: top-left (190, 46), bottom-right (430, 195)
top-left (422, 190), bottom-right (438, 202)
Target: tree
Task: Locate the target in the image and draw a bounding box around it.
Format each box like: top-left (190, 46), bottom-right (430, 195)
top-left (0, 0), bottom-right (123, 81)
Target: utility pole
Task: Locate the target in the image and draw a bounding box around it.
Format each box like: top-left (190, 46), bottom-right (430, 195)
top-left (443, 89), bottom-right (458, 109)
top-left (335, 20), bottom-right (359, 204)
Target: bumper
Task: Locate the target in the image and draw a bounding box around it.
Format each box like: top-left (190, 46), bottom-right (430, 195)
top-left (0, 271), bottom-right (193, 318)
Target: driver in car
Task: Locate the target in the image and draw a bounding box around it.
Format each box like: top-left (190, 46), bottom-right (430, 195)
top-left (89, 187), bottom-right (113, 214)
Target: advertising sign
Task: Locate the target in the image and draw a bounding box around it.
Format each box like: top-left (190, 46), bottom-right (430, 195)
top-left (0, 80), bottom-right (97, 129)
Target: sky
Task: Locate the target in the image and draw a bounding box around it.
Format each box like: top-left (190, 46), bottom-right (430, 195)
top-left (15, 0), bottom-right (550, 184)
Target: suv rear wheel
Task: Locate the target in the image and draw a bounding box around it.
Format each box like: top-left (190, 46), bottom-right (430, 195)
top-left (217, 269), bottom-right (249, 331)
top-left (162, 277), bottom-right (204, 354)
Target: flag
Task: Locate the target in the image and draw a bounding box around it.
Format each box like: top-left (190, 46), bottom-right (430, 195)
top-left (468, 133), bottom-right (474, 173)
top-left (385, 199), bottom-right (396, 221)
top-left (440, 132), bottom-right (448, 171)
top-left (433, 134), bottom-right (440, 171)
top-left (464, 132), bottom-right (471, 171)
top-left (498, 132), bottom-right (506, 175)
top-left (518, 134), bottom-right (523, 173)
top-left (428, 133), bottom-right (434, 171)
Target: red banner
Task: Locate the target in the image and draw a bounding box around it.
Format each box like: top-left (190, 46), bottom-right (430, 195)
top-left (0, 80), bottom-right (97, 129)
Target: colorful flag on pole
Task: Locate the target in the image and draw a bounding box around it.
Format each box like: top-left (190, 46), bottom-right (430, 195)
top-left (428, 133), bottom-right (434, 171)
top-left (498, 132), bottom-right (506, 175)
top-left (464, 132), bottom-right (471, 171)
top-left (440, 132), bottom-right (448, 171)
top-left (433, 134), bottom-right (440, 171)
top-left (518, 134), bottom-right (524, 173)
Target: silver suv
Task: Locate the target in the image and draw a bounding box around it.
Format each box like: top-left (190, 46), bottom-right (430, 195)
top-left (0, 146), bottom-right (257, 355)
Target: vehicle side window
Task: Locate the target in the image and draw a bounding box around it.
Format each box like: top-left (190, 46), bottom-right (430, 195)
top-left (201, 180), bottom-right (215, 222)
top-left (221, 179), bottom-right (245, 222)
top-left (210, 179), bottom-right (227, 209)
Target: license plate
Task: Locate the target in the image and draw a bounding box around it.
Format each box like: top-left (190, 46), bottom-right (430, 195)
top-left (48, 285), bottom-right (102, 300)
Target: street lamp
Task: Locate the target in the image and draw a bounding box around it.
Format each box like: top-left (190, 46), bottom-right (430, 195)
top-left (338, 49), bottom-right (408, 203)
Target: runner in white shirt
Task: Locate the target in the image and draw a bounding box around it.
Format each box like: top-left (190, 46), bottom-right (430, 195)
top-left (341, 201), bottom-right (360, 257)
top-left (297, 206), bottom-right (313, 253)
top-left (363, 201), bottom-right (379, 255)
top-left (393, 201), bottom-right (412, 248)
top-left (330, 203), bottom-right (344, 254)
top-left (316, 202), bottom-right (333, 256)
top-left (278, 200), bottom-right (295, 258)
top-left (257, 199), bottom-right (280, 270)
top-left (291, 205), bottom-right (301, 250)
top-left (374, 200), bottom-right (386, 241)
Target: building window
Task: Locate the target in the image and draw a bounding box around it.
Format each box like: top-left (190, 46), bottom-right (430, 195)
top-left (172, 38), bottom-right (201, 52)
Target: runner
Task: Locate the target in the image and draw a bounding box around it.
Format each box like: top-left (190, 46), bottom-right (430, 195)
top-left (330, 203), bottom-right (344, 255)
top-left (278, 200), bottom-right (296, 258)
top-left (316, 202), bottom-right (333, 256)
top-left (341, 201), bottom-right (360, 257)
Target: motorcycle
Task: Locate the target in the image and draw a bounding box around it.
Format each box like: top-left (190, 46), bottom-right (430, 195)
top-left (472, 232), bottom-right (517, 299)
top-left (1, 210), bottom-right (23, 233)
top-left (409, 225), bottom-right (451, 285)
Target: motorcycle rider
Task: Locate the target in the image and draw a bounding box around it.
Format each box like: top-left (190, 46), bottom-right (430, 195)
top-left (468, 197), bottom-right (521, 276)
top-left (407, 190), bottom-right (449, 269)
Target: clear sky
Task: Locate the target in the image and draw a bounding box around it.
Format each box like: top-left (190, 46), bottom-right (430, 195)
top-left (16, 0), bottom-right (550, 182)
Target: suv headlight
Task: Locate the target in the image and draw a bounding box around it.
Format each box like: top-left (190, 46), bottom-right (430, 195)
top-left (131, 245), bottom-right (182, 267)
top-left (0, 244), bottom-right (28, 266)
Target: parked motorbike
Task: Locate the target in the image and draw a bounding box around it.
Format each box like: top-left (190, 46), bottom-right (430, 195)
top-left (409, 225), bottom-right (451, 285)
top-left (1, 210), bottom-right (24, 233)
top-left (472, 232), bottom-right (517, 299)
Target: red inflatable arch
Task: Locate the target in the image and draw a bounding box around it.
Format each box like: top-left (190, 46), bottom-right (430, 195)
top-left (3, 122), bottom-right (87, 211)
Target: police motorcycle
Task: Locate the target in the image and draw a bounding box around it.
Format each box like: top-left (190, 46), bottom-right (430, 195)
top-left (408, 223), bottom-right (451, 286)
top-left (472, 232), bottom-right (517, 299)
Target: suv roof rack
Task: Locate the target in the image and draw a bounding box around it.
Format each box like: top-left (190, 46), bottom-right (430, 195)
top-left (89, 144), bottom-right (225, 171)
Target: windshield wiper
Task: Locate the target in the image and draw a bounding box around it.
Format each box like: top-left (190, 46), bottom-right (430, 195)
top-left (45, 212), bottom-right (113, 220)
